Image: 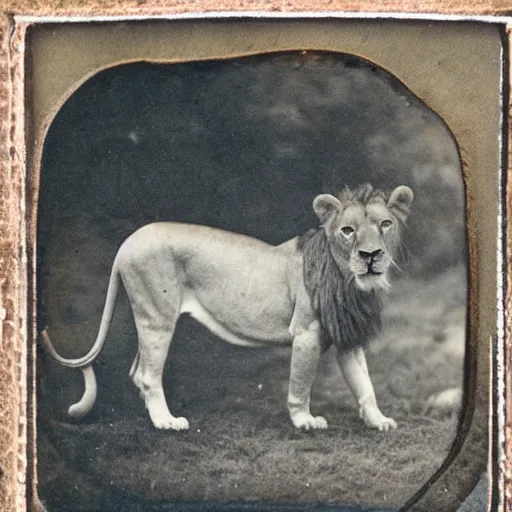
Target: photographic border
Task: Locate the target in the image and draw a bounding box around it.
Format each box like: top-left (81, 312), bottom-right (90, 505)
top-left (0, 4), bottom-right (508, 512)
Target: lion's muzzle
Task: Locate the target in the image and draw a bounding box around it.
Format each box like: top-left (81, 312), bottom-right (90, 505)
top-left (354, 248), bottom-right (387, 275)
top-left (351, 249), bottom-right (390, 291)
top-left (358, 248), bottom-right (384, 263)
top-left (358, 249), bottom-right (385, 274)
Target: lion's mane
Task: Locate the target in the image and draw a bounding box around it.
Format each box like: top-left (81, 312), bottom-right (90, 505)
top-left (299, 227), bottom-right (382, 353)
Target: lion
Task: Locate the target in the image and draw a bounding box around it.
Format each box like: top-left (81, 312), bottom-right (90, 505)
top-left (42, 183), bottom-right (413, 432)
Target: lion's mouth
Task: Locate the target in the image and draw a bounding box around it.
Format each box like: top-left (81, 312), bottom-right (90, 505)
top-left (356, 270), bottom-right (390, 292)
top-left (360, 266), bottom-right (383, 277)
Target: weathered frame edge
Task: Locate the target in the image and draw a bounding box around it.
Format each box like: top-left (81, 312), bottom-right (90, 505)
top-left (0, 7), bottom-right (508, 512)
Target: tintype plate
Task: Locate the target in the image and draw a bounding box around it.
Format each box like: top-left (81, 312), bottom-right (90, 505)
top-left (0, 7), bottom-right (506, 512)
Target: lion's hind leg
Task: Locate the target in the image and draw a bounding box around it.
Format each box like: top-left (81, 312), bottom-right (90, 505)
top-left (122, 257), bottom-right (189, 431)
top-left (132, 317), bottom-right (189, 431)
top-left (129, 350), bottom-right (145, 400)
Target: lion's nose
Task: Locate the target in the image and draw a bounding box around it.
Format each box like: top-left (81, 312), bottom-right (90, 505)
top-left (359, 249), bottom-right (383, 262)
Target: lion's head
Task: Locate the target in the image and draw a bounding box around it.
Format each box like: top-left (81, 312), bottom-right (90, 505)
top-left (313, 184), bottom-right (414, 292)
top-left (300, 184), bottom-right (413, 352)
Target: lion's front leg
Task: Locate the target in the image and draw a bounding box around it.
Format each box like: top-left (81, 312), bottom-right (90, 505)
top-left (287, 321), bottom-right (327, 431)
top-left (337, 347), bottom-right (397, 431)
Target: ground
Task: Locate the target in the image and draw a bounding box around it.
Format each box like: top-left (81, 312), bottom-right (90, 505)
top-left (37, 260), bottom-right (466, 511)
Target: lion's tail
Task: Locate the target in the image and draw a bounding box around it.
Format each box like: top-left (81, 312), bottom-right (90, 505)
top-left (41, 262), bottom-right (121, 419)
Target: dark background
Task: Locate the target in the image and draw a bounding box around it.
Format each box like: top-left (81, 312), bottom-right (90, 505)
top-left (37, 52), bottom-right (467, 510)
top-left (39, 52), bottom-right (465, 278)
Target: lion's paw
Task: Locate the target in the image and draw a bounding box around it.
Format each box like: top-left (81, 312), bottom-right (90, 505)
top-left (292, 413), bottom-right (328, 431)
top-left (152, 415), bottom-right (190, 431)
top-left (360, 406), bottom-right (397, 431)
top-left (171, 416), bottom-right (190, 431)
top-left (375, 417), bottom-right (397, 432)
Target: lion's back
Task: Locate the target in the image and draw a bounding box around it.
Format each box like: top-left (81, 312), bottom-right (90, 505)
top-left (122, 222), bottom-right (270, 255)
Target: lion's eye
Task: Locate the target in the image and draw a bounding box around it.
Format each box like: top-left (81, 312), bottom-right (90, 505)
top-left (341, 226), bottom-right (355, 237)
top-left (381, 219), bottom-right (393, 230)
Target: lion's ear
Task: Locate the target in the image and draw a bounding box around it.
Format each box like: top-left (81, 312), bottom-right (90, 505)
top-left (387, 186), bottom-right (414, 222)
top-left (313, 194), bottom-right (342, 224)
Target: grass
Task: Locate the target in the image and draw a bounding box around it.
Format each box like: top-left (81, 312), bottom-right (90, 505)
top-left (41, 410), bottom-right (456, 507)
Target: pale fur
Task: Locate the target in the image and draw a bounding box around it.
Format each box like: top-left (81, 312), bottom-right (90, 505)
top-left (42, 184), bottom-right (413, 432)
